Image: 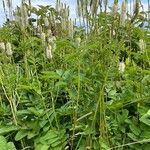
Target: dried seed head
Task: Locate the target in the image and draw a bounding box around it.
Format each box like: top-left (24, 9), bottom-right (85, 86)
top-left (118, 61), bottom-right (125, 73)
top-left (6, 42), bottom-right (13, 56)
top-left (139, 39), bottom-right (146, 52)
top-left (46, 44), bottom-right (53, 59)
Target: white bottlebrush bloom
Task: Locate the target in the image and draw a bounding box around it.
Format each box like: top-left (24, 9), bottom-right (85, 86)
top-left (139, 39), bottom-right (146, 52)
top-left (44, 17), bottom-right (49, 27)
top-left (112, 3), bottom-right (118, 14)
top-left (61, 19), bottom-right (66, 30)
top-left (46, 45), bottom-right (53, 59)
top-left (68, 19), bottom-right (74, 38)
top-left (0, 42), bottom-right (5, 52)
top-left (75, 37), bottom-right (81, 47)
top-left (120, 0), bottom-right (127, 25)
top-left (47, 36), bottom-right (56, 51)
top-left (118, 61), bottom-right (125, 73)
top-left (6, 42), bottom-right (13, 56)
top-left (40, 32), bottom-right (46, 45)
top-left (52, 36), bottom-right (56, 41)
top-left (48, 37), bottom-right (53, 44)
top-left (65, 6), bottom-right (69, 18)
top-left (20, 3), bottom-right (29, 27)
top-left (48, 36), bottom-right (56, 43)
top-left (47, 29), bottom-right (52, 37)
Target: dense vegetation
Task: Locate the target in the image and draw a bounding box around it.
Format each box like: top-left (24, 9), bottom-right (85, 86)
top-left (0, 0), bottom-right (150, 149)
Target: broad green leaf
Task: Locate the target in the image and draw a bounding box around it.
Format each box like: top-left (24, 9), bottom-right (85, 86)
top-left (16, 110), bottom-right (31, 116)
top-left (27, 131), bottom-right (39, 139)
top-left (0, 126), bottom-right (19, 135)
top-left (27, 107), bottom-right (44, 117)
top-left (55, 81), bottom-right (67, 88)
top-left (129, 124), bottom-right (141, 136)
top-left (7, 142), bottom-right (16, 150)
top-left (127, 133), bottom-right (138, 141)
top-left (39, 130), bottom-right (58, 144)
top-left (35, 144), bottom-right (49, 150)
top-left (15, 130), bottom-right (28, 141)
top-left (40, 71), bottom-right (61, 80)
top-left (140, 110), bottom-right (150, 126)
top-left (0, 136), bottom-right (7, 150)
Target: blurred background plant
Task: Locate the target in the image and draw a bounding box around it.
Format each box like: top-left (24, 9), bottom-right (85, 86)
top-left (0, 0), bottom-right (150, 149)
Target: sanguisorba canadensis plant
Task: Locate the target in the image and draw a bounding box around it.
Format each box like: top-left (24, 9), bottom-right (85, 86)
top-left (0, 0), bottom-right (150, 150)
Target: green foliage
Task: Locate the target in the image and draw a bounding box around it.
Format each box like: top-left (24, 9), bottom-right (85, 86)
top-left (0, 136), bottom-right (16, 150)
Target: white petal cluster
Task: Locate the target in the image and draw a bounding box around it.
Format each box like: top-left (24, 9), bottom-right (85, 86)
top-left (118, 61), bottom-right (125, 73)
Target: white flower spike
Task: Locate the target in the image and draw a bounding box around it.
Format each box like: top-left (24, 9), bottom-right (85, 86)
top-left (6, 42), bottom-right (13, 56)
top-left (46, 45), bottom-right (53, 59)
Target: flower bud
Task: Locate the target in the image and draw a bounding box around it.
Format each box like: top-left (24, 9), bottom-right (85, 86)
top-left (6, 42), bottom-right (13, 56)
